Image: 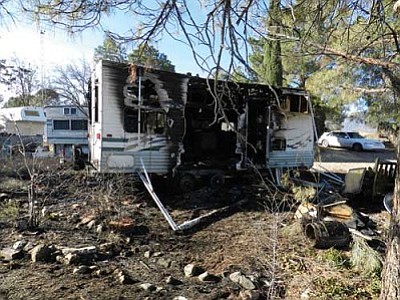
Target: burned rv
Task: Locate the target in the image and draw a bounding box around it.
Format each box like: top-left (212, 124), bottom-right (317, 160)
top-left (88, 60), bottom-right (317, 191)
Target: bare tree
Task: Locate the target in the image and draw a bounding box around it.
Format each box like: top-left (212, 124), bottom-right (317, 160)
top-left (0, 57), bottom-right (40, 106)
top-left (52, 58), bottom-right (91, 114)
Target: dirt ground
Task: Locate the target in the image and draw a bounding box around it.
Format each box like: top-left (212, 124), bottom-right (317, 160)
top-left (0, 146), bottom-right (395, 300)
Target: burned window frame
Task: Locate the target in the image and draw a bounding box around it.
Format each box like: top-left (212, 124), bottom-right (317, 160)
top-left (281, 94), bottom-right (309, 113)
top-left (124, 108), bottom-right (143, 133)
top-left (144, 110), bottom-right (166, 135)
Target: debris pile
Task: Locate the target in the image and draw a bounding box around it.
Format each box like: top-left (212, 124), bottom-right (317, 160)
top-left (289, 163), bottom-right (392, 251)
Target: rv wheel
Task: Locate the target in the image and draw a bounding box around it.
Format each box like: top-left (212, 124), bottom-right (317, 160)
top-left (179, 174), bottom-right (196, 193)
top-left (209, 173), bottom-right (225, 189)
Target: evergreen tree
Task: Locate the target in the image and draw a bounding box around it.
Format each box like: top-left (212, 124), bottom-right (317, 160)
top-left (128, 44), bottom-right (175, 72)
top-left (94, 35), bottom-right (127, 62)
top-left (263, 0), bottom-right (282, 86)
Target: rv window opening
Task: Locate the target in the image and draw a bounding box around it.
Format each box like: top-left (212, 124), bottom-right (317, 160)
top-left (24, 110), bottom-right (40, 117)
top-left (289, 95), bottom-right (309, 113)
top-left (271, 138), bottom-right (286, 151)
top-left (71, 120), bottom-right (88, 131)
top-left (124, 108), bottom-right (144, 133)
top-left (94, 84), bottom-right (99, 122)
top-left (71, 108), bottom-right (77, 115)
top-left (145, 111), bottom-right (166, 134)
top-left (53, 120), bottom-right (70, 130)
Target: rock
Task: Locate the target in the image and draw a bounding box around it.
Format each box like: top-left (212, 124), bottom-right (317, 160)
top-left (12, 240), bottom-right (27, 250)
top-left (166, 276), bottom-right (183, 285)
top-left (240, 290), bottom-right (260, 300)
top-left (184, 263), bottom-right (204, 277)
top-left (60, 246), bottom-right (97, 256)
top-left (157, 257), bottom-right (171, 268)
top-left (144, 250), bottom-right (153, 258)
top-left (113, 269), bottom-right (136, 284)
top-left (0, 193), bottom-right (8, 200)
top-left (60, 246), bottom-right (97, 265)
top-left (31, 244), bottom-right (56, 263)
top-left (229, 272), bottom-right (256, 290)
top-left (139, 283), bottom-right (157, 292)
top-left (64, 253), bottom-right (79, 265)
top-left (98, 242), bottom-right (120, 255)
top-left (23, 242), bottom-right (34, 252)
top-left (73, 265), bottom-right (92, 274)
top-left (0, 248), bottom-right (23, 260)
top-left (173, 297), bottom-right (188, 300)
top-left (198, 271), bottom-right (220, 283)
top-left (153, 251), bottom-right (163, 257)
top-left (229, 271), bottom-right (242, 283)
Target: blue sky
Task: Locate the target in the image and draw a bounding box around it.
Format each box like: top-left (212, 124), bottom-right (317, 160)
top-left (0, 9), bottom-right (209, 102)
top-left (0, 9), bottom-right (205, 76)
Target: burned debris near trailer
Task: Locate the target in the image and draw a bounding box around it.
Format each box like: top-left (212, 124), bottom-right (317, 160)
top-left (289, 157), bottom-right (397, 253)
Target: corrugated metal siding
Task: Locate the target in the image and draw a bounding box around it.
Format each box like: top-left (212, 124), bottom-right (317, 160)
top-left (5, 122), bottom-right (45, 136)
top-left (268, 151), bottom-right (314, 168)
top-left (101, 64), bottom-right (126, 138)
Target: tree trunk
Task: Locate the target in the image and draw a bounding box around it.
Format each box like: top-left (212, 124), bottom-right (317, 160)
top-left (380, 140), bottom-right (400, 299)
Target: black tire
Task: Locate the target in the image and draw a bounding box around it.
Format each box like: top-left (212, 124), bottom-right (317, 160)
top-left (209, 173), bottom-right (225, 189)
top-left (352, 143), bottom-right (363, 152)
top-left (321, 139), bottom-right (329, 147)
top-left (178, 173), bottom-right (196, 193)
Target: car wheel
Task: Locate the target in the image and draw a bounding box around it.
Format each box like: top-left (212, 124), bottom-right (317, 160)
top-left (178, 173), bottom-right (196, 193)
top-left (352, 143), bottom-right (363, 152)
top-left (321, 139), bottom-right (329, 147)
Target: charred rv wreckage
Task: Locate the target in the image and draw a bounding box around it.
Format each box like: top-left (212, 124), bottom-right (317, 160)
top-left (85, 60), bottom-right (317, 230)
top-left (88, 60), bottom-right (316, 182)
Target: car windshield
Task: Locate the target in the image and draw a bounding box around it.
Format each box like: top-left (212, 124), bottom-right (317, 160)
top-left (347, 132), bottom-right (364, 139)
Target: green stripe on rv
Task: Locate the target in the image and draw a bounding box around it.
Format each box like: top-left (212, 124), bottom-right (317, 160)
top-left (102, 146), bottom-right (165, 152)
top-left (102, 137), bottom-right (128, 142)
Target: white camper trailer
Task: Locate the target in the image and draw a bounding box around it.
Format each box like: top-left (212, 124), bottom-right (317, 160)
top-left (0, 106), bottom-right (46, 136)
top-left (88, 60), bottom-right (317, 189)
top-left (44, 105), bottom-right (89, 158)
top-left (0, 107), bottom-right (46, 154)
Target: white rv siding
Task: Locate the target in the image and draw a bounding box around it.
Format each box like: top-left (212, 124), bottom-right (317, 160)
top-left (0, 107), bottom-right (46, 136)
top-left (268, 112), bottom-right (314, 168)
top-left (90, 61), bottom-right (188, 173)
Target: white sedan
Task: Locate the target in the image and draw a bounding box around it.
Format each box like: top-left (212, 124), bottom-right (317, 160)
top-left (318, 131), bottom-right (386, 151)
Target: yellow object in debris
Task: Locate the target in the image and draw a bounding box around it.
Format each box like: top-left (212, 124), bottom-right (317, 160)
top-left (324, 203), bottom-right (354, 220)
